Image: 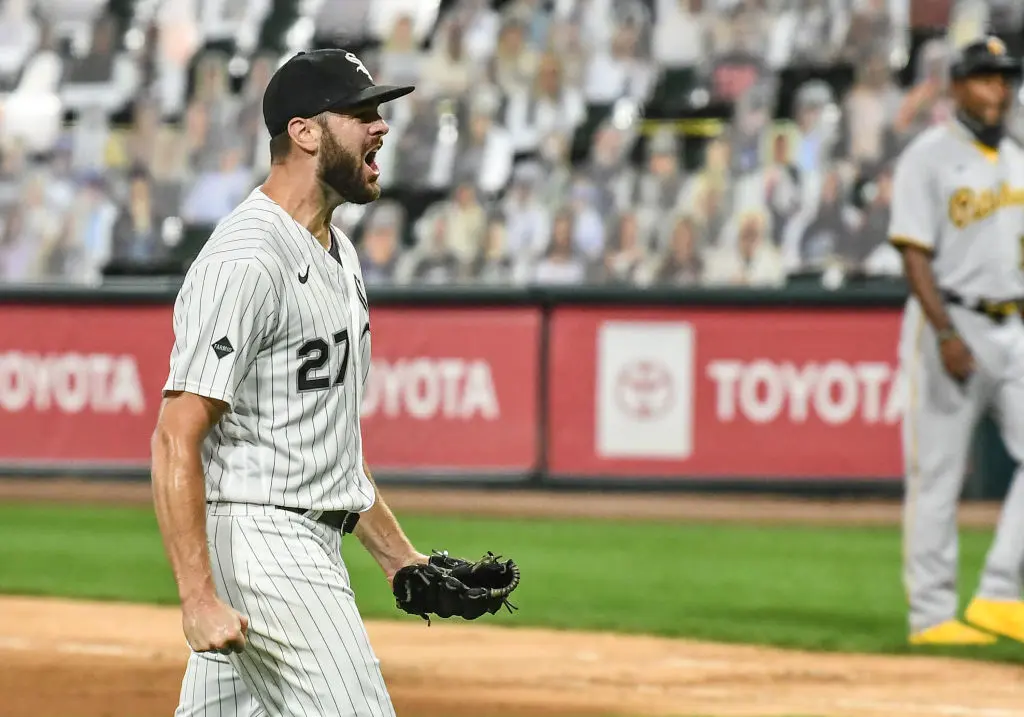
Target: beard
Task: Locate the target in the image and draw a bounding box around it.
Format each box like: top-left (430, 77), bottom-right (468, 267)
top-left (317, 129), bottom-right (379, 204)
top-left (957, 105), bottom-right (1006, 149)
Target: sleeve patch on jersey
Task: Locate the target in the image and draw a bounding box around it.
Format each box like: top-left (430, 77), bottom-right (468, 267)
top-left (212, 336), bottom-right (235, 359)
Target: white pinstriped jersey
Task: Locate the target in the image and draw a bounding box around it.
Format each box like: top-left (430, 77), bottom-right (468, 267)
top-left (163, 188), bottom-right (375, 512)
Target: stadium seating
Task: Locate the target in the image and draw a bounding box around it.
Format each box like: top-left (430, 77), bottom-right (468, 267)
top-left (0, 0), bottom-right (1016, 288)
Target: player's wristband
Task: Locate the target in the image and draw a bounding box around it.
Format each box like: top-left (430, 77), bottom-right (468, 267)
top-left (935, 327), bottom-right (959, 343)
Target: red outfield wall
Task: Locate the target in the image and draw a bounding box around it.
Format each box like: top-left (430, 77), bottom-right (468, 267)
top-left (0, 302), bottom-right (904, 482)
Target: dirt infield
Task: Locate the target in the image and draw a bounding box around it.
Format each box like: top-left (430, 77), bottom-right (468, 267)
top-left (4, 596), bottom-right (1024, 717)
top-left (1, 477), bottom-right (1020, 717)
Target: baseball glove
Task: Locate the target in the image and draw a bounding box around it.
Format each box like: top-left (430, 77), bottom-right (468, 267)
top-left (392, 551), bottom-right (520, 623)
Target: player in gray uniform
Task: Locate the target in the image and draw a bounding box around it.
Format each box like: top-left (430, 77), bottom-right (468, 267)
top-left (890, 37), bottom-right (1024, 646)
top-left (151, 50), bottom-right (425, 715)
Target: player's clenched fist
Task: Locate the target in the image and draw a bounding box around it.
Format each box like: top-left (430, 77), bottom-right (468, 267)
top-left (939, 331), bottom-right (976, 383)
top-left (182, 595), bottom-right (249, 655)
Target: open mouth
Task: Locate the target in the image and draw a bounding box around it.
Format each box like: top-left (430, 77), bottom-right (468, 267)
top-left (364, 146), bottom-right (380, 174)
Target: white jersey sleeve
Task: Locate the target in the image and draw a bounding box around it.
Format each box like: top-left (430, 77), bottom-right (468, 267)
top-left (164, 257), bottom-right (280, 407)
top-left (889, 139), bottom-right (939, 253)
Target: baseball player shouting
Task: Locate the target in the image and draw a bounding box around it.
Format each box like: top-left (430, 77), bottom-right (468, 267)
top-left (891, 37), bottom-right (1024, 646)
top-left (150, 49), bottom-right (424, 716)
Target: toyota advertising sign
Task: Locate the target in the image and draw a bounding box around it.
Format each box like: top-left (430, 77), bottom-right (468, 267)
top-left (358, 307), bottom-right (542, 475)
top-left (0, 303), bottom-right (541, 478)
top-left (0, 304), bottom-right (173, 466)
top-left (595, 321), bottom-right (695, 460)
top-left (0, 295), bottom-right (904, 484)
top-left (546, 306), bottom-right (905, 481)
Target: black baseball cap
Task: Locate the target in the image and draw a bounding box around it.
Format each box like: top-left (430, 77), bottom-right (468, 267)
top-left (951, 36), bottom-right (1022, 81)
top-left (262, 49), bottom-right (415, 138)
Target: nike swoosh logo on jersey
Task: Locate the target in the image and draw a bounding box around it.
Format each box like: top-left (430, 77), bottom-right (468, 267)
top-left (298, 266), bottom-right (309, 283)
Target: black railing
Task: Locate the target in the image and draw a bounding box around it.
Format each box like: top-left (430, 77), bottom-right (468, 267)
top-left (0, 277), bottom-right (911, 307)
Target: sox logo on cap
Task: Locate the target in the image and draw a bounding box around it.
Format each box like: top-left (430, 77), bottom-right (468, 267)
top-left (345, 52), bottom-right (373, 81)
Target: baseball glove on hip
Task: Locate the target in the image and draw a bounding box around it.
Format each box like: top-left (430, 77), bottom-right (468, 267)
top-left (392, 551), bottom-right (520, 623)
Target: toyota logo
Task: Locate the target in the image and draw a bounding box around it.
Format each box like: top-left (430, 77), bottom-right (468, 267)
top-left (615, 360), bottom-right (674, 420)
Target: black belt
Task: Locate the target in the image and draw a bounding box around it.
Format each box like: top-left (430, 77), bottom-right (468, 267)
top-left (943, 290), bottom-right (1024, 324)
top-left (276, 506), bottom-right (360, 534)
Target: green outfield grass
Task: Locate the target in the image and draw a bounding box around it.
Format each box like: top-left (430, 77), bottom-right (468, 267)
top-left (0, 502), bottom-right (1021, 663)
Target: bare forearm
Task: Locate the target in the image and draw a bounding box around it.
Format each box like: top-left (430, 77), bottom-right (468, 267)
top-left (903, 248), bottom-right (953, 333)
top-left (354, 459), bottom-right (420, 577)
top-left (151, 428), bottom-right (216, 606)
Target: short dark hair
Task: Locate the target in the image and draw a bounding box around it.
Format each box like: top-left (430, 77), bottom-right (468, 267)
top-left (268, 113), bottom-right (330, 164)
top-left (269, 132), bottom-right (291, 164)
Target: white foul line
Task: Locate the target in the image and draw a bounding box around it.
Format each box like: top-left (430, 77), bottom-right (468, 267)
top-left (0, 636), bottom-right (154, 658)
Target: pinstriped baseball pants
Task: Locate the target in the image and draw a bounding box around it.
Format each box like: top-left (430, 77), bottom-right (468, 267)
top-left (173, 503), bottom-right (395, 717)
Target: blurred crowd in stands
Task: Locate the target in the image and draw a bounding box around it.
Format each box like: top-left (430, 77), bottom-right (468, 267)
top-left (0, 0), bottom-right (1017, 288)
